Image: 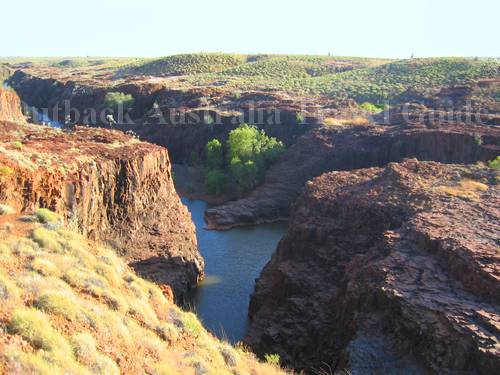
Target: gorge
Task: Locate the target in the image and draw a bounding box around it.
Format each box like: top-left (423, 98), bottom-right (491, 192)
top-left (1, 55), bottom-right (499, 374)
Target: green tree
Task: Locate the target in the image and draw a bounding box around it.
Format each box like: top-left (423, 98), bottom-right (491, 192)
top-left (205, 170), bottom-right (227, 195)
top-left (205, 139), bottom-right (223, 170)
top-left (488, 156), bottom-right (500, 169)
top-left (104, 92), bottom-right (134, 110)
top-left (230, 157), bottom-right (259, 192)
top-left (226, 124), bottom-right (285, 192)
top-left (227, 124), bottom-right (285, 164)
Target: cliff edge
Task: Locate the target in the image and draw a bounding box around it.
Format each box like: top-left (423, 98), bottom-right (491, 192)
top-left (0, 118), bottom-right (203, 301)
top-left (205, 113), bottom-right (500, 230)
top-left (0, 87), bottom-right (24, 123)
top-left (246, 159), bottom-right (499, 374)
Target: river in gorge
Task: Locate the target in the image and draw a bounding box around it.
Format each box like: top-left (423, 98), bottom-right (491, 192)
top-left (182, 198), bottom-right (286, 344)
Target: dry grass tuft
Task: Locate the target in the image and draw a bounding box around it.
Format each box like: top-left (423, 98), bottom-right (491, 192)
top-left (323, 116), bottom-right (371, 127)
top-left (35, 291), bottom-right (82, 321)
top-left (0, 209), bottom-right (289, 375)
top-left (30, 257), bottom-right (60, 277)
top-left (34, 208), bottom-right (63, 225)
top-left (0, 204), bottom-right (15, 215)
top-left (437, 178), bottom-right (489, 200)
top-left (8, 308), bottom-right (72, 355)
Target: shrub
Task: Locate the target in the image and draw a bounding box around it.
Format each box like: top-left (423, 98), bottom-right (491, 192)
top-left (71, 332), bottom-right (97, 363)
top-left (226, 124), bottom-right (285, 191)
top-left (30, 258), bottom-right (59, 277)
top-left (12, 237), bottom-right (41, 256)
top-left (94, 263), bottom-right (121, 286)
top-left (8, 308), bottom-right (72, 355)
top-left (264, 353), bottom-right (280, 365)
top-left (34, 208), bottom-right (62, 225)
top-left (3, 348), bottom-right (61, 375)
top-left (488, 156), bottom-right (500, 169)
top-left (0, 204), bottom-right (14, 215)
top-left (296, 113), bottom-right (306, 124)
top-left (206, 139), bottom-right (224, 170)
top-left (360, 102), bottom-right (384, 113)
top-left (104, 92), bottom-right (135, 110)
top-left (179, 311), bottom-right (204, 338)
top-left (205, 170), bottom-right (228, 195)
top-left (127, 300), bottom-right (159, 327)
top-left (227, 124), bottom-right (285, 164)
top-left (155, 322), bottom-right (179, 344)
top-left (31, 227), bottom-right (62, 252)
top-left (35, 291), bottom-right (81, 321)
top-left (474, 134), bottom-right (483, 146)
top-left (230, 157), bottom-right (259, 192)
top-left (12, 140), bottom-right (23, 149)
top-left (437, 178), bottom-right (488, 200)
top-left (0, 165), bottom-right (14, 175)
top-left (71, 332), bottom-right (120, 375)
top-left (0, 272), bottom-right (19, 300)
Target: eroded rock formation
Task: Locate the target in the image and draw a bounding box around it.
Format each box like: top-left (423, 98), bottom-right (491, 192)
top-left (0, 87), bottom-right (24, 123)
top-left (246, 159), bottom-right (499, 374)
top-left (205, 114), bottom-right (500, 229)
top-left (0, 120), bottom-right (203, 301)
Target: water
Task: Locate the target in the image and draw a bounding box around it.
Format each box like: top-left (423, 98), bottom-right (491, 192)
top-left (33, 110), bottom-right (63, 128)
top-left (183, 198), bottom-right (286, 343)
top-left (2, 81), bottom-right (62, 128)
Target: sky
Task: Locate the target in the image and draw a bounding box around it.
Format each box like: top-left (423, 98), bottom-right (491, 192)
top-left (1, 0), bottom-right (498, 58)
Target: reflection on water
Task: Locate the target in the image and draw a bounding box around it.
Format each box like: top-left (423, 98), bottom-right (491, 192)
top-left (33, 110), bottom-right (62, 128)
top-left (183, 198), bottom-right (286, 343)
top-left (2, 81), bottom-right (62, 128)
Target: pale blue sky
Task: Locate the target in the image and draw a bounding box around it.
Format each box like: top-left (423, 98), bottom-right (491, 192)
top-left (1, 0), bottom-right (498, 58)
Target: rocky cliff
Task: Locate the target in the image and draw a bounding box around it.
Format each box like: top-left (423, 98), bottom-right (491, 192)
top-left (0, 87), bottom-right (24, 123)
top-left (8, 69), bottom-right (355, 162)
top-left (246, 159), bottom-right (499, 374)
top-left (0, 64), bottom-right (12, 83)
top-left (0, 120), bottom-right (203, 301)
top-left (205, 114), bottom-right (500, 229)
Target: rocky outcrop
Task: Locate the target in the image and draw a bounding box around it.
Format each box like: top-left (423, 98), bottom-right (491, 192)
top-left (246, 159), bottom-right (499, 374)
top-left (7, 70), bottom-right (166, 123)
top-left (205, 116), bottom-right (500, 229)
top-left (0, 87), bottom-right (24, 123)
top-left (0, 120), bottom-right (203, 302)
top-left (0, 64), bottom-right (12, 83)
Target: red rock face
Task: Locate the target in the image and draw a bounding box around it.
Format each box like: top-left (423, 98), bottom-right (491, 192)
top-left (206, 118), bottom-right (500, 229)
top-left (0, 121), bottom-right (203, 302)
top-left (0, 88), bottom-right (24, 123)
top-left (246, 159), bottom-right (499, 374)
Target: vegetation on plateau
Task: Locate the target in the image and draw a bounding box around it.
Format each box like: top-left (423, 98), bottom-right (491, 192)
top-left (200, 124), bottom-right (285, 194)
top-left (171, 55), bottom-right (499, 104)
top-left (4, 54), bottom-right (498, 105)
top-left (122, 53), bottom-right (247, 76)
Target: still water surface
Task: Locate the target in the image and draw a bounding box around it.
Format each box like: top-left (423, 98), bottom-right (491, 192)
top-left (183, 198), bottom-right (286, 343)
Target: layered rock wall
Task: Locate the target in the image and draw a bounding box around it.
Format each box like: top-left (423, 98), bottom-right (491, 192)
top-left (0, 120), bottom-right (203, 301)
top-left (206, 121), bottom-right (500, 229)
top-left (246, 159), bottom-right (499, 374)
top-left (0, 87), bottom-right (24, 123)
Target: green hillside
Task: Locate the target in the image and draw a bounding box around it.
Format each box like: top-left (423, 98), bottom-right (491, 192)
top-left (183, 56), bottom-right (500, 103)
